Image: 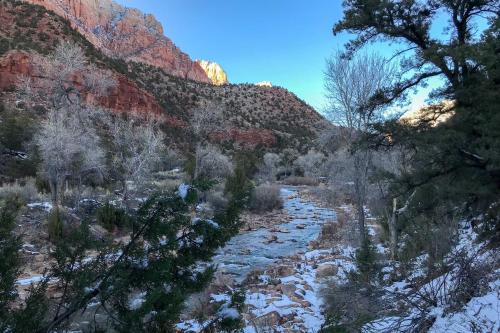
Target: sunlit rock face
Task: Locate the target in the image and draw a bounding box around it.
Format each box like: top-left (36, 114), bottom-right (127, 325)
top-left (25, 0), bottom-right (211, 83)
top-left (196, 60), bottom-right (228, 85)
top-left (256, 81), bottom-right (273, 87)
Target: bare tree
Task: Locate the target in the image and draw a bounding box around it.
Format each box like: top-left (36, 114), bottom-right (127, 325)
top-left (191, 102), bottom-right (225, 143)
top-left (258, 153), bottom-right (281, 182)
top-left (279, 148), bottom-right (299, 177)
top-left (107, 114), bottom-right (165, 209)
top-left (194, 144), bottom-right (233, 181)
top-left (324, 51), bottom-right (393, 243)
top-left (21, 42), bottom-right (116, 208)
top-left (294, 150), bottom-right (326, 180)
top-left (35, 109), bottom-right (105, 207)
top-left (191, 102), bottom-right (227, 180)
top-left (371, 148), bottom-right (410, 259)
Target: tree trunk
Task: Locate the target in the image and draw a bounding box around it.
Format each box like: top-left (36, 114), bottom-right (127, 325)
top-left (356, 192), bottom-right (366, 244)
top-left (76, 176), bottom-right (82, 211)
top-left (50, 179), bottom-right (58, 207)
top-left (50, 178), bottom-right (62, 209)
top-left (353, 153), bottom-right (368, 244)
top-left (389, 197), bottom-right (398, 260)
top-left (122, 180), bottom-right (129, 212)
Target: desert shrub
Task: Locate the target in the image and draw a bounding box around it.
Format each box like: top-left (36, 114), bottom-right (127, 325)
top-left (206, 189), bottom-right (229, 213)
top-left (47, 208), bottom-right (63, 241)
top-left (0, 178), bottom-right (39, 204)
top-left (195, 145), bottom-right (234, 181)
top-left (96, 202), bottom-right (130, 231)
top-left (282, 176), bottom-right (318, 186)
top-left (321, 280), bottom-right (383, 333)
top-left (310, 185), bottom-right (354, 207)
top-left (249, 184), bottom-right (283, 213)
top-left (294, 150), bottom-right (326, 179)
top-left (161, 148), bottom-right (184, 171)
top-left (0, 38), bottom-right (10, 56)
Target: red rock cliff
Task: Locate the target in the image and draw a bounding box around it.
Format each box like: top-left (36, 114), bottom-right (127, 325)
top-left (0, 50), bottom-right (186, 128)
top-left (25, 0), bottom-right (212, 83)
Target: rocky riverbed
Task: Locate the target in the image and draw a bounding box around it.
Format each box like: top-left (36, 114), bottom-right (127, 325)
top-left (179, 187), bottom-right (361, 333)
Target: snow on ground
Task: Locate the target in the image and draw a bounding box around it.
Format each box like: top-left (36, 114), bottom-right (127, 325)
top-left (364, 222), bottom-right (500, 333)
top-left (15, 275), bottom-right (45, 286)
top-left (27, 202), bottom-right (53, 212)
top-left (429, 277), bottom-right (500, 333)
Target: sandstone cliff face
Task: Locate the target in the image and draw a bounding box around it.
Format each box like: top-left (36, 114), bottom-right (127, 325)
top-left (196, 60), bottom-right (228, 85)
top-left (24, 0), bottom-right (212, 83)
top-left (0, 50), bottom-right (186, 128)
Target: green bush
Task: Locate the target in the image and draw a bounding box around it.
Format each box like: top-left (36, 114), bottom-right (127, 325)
top-left (96, 202), bottom-right (130, 231)
top-left (47, 208), bottom-right (63, 241)
top-left (354, 235), bottom-right (377, 283)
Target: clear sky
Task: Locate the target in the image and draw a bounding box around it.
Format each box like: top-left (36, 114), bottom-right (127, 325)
top-left (114, 0), bottom-right (349, 111)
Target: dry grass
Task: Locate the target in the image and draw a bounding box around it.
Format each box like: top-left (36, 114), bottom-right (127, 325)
top-left (0, 177), bottom-right (40, 203)
top-left (281, 176), bottom-right (318, 186)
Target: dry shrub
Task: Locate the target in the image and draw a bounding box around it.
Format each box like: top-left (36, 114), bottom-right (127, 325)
top-left (0, 178), bottom-right (39, 203)
top-left (308, 185), bottom-right (355, 209)
top-left (249, 184), bottom-right (283, 213)
top-left (186, 272), bottom-right (235, 322)
top-left (195, 145), bottom-right (234, 181)
top-left (186, 289), bottom-right (219, 322)
top-left (206, 189), bottom-right (229, 213)
top-left (282, 176), bottom-right (318, 186)
top-left (321, 280), bottom-right (384, 332)
top-left (317, 222), bottom-right (343, 247)
top-left (316, 209), bottom-right (359, 248)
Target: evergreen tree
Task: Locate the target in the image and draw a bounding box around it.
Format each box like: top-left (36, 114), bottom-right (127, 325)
top-left (334, 0), bottom-right (500, 240)
top-left (0, 184), bottom-right (244, 332)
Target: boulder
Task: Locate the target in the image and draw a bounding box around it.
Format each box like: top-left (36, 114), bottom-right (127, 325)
top-left (252, 311), bottom-right (281, 328)
top-left (315, 264), bottom-right (338, 279)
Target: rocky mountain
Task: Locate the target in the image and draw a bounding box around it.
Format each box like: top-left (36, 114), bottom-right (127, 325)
top-left (196, 60), bottom-right (228, 85)
top-left (0, 0), bottom-right (330, 151)
top-left (24, 0), bottom-right (211, 83)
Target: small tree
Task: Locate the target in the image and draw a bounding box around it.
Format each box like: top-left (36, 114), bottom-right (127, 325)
top-left (324, 52), bottom-right (393, 243)
top-left (28, 185), bottom-right (243, 332)
top-left (0, 199), bottom-right (21, 327)
top-left (259, 152), bottom-right (281, 182)
top-left (35, 109), bottom-right (105, 206)
top-left (107, 114), bottom-right (165, 210)
top-left (191, 102), bottom-right (225, 143)
top-left (294, 150), bottom-right (326, 180)
top-left (18, 42), bottom-right (115, 207)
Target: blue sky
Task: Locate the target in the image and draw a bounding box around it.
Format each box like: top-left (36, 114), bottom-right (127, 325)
top-left (115, 0), bottom-right (349, 111)
top-left (113, 1), bottom-right (468, 113)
